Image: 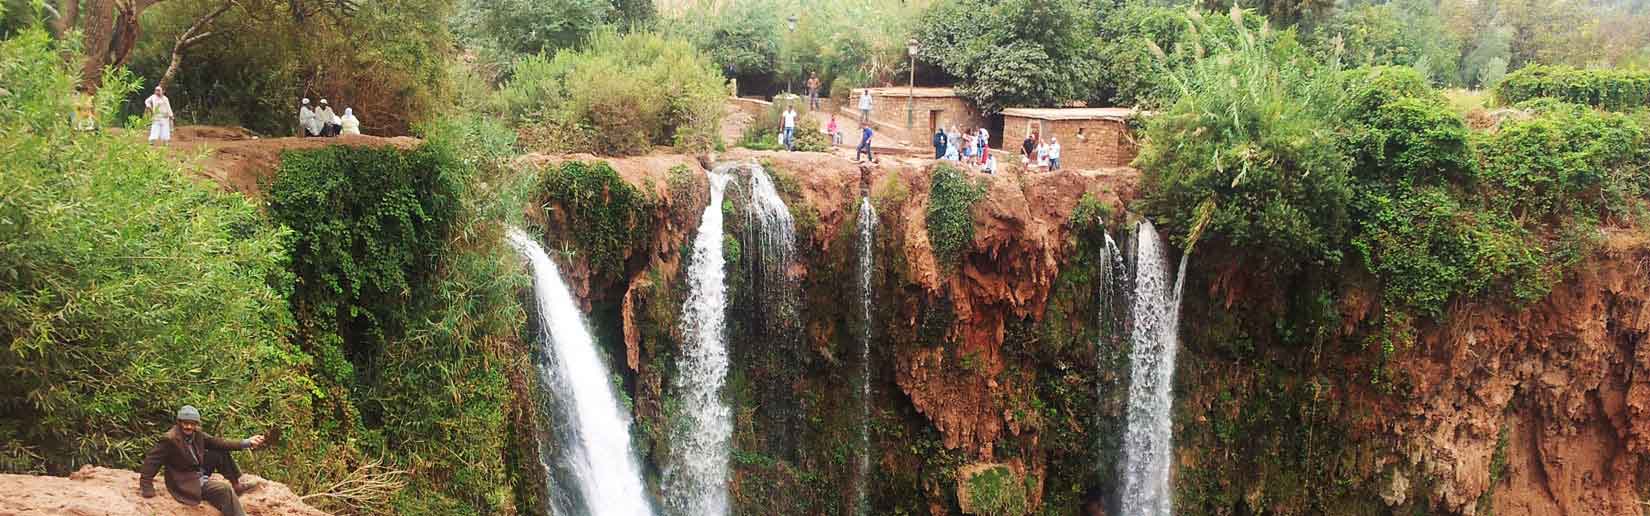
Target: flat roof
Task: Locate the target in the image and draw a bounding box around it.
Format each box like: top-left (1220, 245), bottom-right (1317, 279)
top-left (1000, 107), bottom-right (1138, 121)
top-left (853, 87), bottom-right (962, 98)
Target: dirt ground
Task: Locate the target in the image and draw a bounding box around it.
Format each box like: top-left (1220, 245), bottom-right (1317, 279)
top-left (163, 125), bottom-right (420, 196)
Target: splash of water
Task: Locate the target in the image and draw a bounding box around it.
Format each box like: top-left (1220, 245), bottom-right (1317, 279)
top-left (1119, 220), bottom-right (1188, 516)
top-left (664, 169), bottom-right (736, 516)
top-left (853, 196), bottom-right (877, 515)
top-left (506, 228), bottom-right (654, 516)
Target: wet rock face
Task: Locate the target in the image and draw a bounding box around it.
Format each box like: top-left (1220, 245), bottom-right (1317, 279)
top-left (0, 466), bottom-right (329, 516)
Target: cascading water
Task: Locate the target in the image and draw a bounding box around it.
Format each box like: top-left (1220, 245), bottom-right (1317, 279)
top-left (664, 169), bottom-right (735, 516)
top-left (1119, 220), bottom-right (1188, 516)
top-left (506, 228), bottom-right (653, 516)
top-left (742, 164), bottom-right (803, 456)
top-left (853, 196), bottom-right (877, 515)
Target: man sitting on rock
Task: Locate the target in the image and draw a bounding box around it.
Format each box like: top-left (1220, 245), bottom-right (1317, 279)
top-left (139, 405), bottom-right (267, 516)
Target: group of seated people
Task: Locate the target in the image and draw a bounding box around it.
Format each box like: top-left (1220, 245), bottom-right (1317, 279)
top-left (298, 98), bottom-right (361, 137)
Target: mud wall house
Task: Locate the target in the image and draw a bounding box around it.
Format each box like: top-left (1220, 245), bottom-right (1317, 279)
top-left (851, 87), bottom-right (987, 136)
top-left (1000, 108), bottom-right (1140, 169)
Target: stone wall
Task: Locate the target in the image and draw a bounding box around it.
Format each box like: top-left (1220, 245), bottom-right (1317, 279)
top-left (853, 90), bottom-right (987, 137)
top-left (1001, 116), bottom-right (1137, 169)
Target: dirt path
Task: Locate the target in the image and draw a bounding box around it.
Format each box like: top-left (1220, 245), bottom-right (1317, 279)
top-left (163, 126), bottom-right (420, 196)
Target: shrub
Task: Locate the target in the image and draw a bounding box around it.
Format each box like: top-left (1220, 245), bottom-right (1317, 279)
top-left (1478, 102), bottom-right (1649, 222)
top-left (497, 28), bottom-right (723, 155)
top-left (740, 96), bottom-right (829, 152)
top-left (1136, 9), bottom-right (1353, 270)
top-left (0, 29), bottom-right (317, 476)
top-left (1493, 65), bottom-right (1650, 111)
top-left (925, 164), bottom-right (985, 269)
top-left (537, 160), bottom-right (656, 282)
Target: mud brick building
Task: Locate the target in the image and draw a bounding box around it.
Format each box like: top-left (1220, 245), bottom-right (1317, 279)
top-left (1000, 107), bottom-right (1140, 169)
top-left (851, 87), bottom-right (987, 136)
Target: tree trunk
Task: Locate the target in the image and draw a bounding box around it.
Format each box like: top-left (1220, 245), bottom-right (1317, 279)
top-left (78, 0), bottom-right (165, 92)
top-left (78, 0), bottom-right (115, 90)
top-left (53, 0), bottom-right (79, 37)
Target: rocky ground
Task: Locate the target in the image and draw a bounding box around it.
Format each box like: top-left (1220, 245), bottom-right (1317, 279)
top-left (0, 466), bottom-right (328, 516)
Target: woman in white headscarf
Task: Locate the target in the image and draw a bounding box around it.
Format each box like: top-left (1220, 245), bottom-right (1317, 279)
top-left (340, 108), bottom-right (361, 135)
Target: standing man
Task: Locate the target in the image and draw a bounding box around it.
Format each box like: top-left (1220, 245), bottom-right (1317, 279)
top-left (139, 406), bottom-right (268, 516)
top-left (806, 73), bottom-right (822, 111)
top-left (299, 98), bottom-right (317, 137)
top-left (856, 125), bottom-right (875, 163)
top-left (857, 89), bottom-right (873, 125)
top-left (144, 85), bottom-right (174, 146)
top-left (1021, 133), bottom-right (1037, 164)
top-left (782, 105), bottom-right (798, 151)
top-left (932, 127), bottom-right (947, 159)
top-left (1049, 137), bottom-right (1062, 171)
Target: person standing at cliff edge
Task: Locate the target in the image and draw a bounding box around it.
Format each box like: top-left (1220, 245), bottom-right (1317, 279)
top-left (139, 406), bottom-right (268, 516)
top-left (858, 89), bottom-right (873, 125)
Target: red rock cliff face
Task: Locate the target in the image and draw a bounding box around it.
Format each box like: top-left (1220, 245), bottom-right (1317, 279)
top-left (1379, 235), bottom-right (1650, 515)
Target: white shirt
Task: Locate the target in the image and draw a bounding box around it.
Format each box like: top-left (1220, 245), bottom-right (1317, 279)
top-left (145, 94), bottom-right (173, 120)
top-left (1049, 142), bottom-right (1061, 159)
top-left (783, 110), bottom-right (796, 128)
top-left (858, 92), bottom-right (872, 110)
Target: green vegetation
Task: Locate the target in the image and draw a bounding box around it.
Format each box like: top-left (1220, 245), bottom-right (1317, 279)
top-left (739, 95), bottom-right (829, 152)
top-left (267, 117), bottom-right (534, 513)
top-left (496, 29), bottom-right (723, 155)
top-left (925, 164), bottom-right (985, 269)
top-left (963, 465), bottom-right (1029, 516)
top-left (0, 28), bottom-right (313, 475)
top-left (1494, 65), bottom-right (1650, 110)
top-left (127, 0), bottom-right (453, 134)
top-left (914, 0), bottom-right (1099, 113)
top-left (537, 161), bottom-right (656, 282)
top-left (1140, 10), bottom-right (1649, 319)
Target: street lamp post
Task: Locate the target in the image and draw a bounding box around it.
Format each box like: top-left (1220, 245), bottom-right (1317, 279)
top-left (906, 38), bottom-right (918, 130)
top-left (786, 15), bottom-right (799, 95)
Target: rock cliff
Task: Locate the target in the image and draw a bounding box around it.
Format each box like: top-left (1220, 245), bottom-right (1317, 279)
top-left (0, 466), bottom-right (328, 516)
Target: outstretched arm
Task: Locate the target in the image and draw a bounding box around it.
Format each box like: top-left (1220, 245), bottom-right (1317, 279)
top-left (204, 433), bottom-right (263, 451)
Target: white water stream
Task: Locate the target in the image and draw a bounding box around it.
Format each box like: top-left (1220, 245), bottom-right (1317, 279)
top-left (507, 228), bottom-right (653, 516)
top-left (1119, 220), bottom-right (1188, 516)
top-left (663, 169), bottom-right (736, 516)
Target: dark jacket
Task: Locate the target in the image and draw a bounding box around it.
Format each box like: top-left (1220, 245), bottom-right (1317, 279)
top-left (139, 425), bottom-right (248, 505)
top-left (933, 131), bottom-right (947, 149)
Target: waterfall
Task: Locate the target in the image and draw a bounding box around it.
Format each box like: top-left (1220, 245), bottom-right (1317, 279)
top-left (741, 164), bottom-right (803, 457)
top-left (1119, 220), bottom-right (1188, 516)
top-left (664, 169), bottom-right (736, 516)
top-left (853, 196), bottom-right (877, 515)
top-left (506, 228), bottom-right (654, 516)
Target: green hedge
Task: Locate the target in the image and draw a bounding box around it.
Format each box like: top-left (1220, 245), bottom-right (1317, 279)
top-left (1494, 65), bottom-right (1650, 111)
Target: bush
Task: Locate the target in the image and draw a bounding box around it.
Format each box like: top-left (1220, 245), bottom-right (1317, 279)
top-left (1478, 101), bottom-right (1649, 222)
top-left (740, 96), bottom-right (829, 152)
top-left (1493, 65), bottom-right (1650, 111)
top-left (269, 116), bottom-right (536, 513)
top-left (0, 29), bottom-right (318, 476)
top-left (925, 164), bottom-right (985, 269)
top-left (1136, 9), bottom-right (1353, 270)
top-left (497, 28), bottom-right (723, 155)
top-left (537, 160), bottom-right (656, 282)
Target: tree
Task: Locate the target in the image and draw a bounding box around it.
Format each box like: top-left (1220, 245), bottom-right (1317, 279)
top-left (915, 0), bottom-right (1100, 113)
